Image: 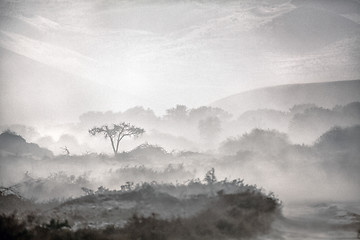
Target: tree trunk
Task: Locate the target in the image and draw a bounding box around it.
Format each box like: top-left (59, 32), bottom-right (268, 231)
top-left (109, 137), bottom-right (117, 155)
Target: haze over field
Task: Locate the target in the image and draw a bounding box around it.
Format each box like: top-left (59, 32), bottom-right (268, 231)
top-left (212, 79), bottom-right (360, 116)
top-left (1, 0), bottom-right (360, 239)
top-left (1, 0), bottom-right (360, 124)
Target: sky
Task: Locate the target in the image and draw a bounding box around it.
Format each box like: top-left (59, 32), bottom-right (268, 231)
top-left (1, 0), bottom-right (360, 125)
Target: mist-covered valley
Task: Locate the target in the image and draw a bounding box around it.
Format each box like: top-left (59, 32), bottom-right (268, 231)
top-left (1, 95), bottom-right (360, 239)
top-left (1, 0), bottom-right (360, 239)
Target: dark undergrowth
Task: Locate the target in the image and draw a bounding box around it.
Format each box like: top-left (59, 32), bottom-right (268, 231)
top-left (0, 190), bottom-right (280, 240)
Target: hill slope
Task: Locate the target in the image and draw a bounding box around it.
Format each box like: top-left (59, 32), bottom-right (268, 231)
top-left (211, 80), bottom-right (360, 117)
top-left (0, 47), bottom-right (142, 125)
top-left (0, 131), bottom-right (53, 158)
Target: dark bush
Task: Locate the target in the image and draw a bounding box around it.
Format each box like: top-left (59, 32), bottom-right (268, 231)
top-left (0, 214), bottom-right (31, 240)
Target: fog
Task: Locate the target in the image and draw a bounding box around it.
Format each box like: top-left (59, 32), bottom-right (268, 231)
top-left (1, 101), bottom-right (360, 238)
top-left (1, 0), bottom-right (360, 125)
top-left (1, 0), bottom-right (360, 239)
top-left (1, 102), bottom-right (360, 203)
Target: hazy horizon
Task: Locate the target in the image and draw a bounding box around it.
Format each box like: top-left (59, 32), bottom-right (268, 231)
top-left (1, 2), bottom-right (360, 238)
top-left (1, 0), bottom-right (360, 125)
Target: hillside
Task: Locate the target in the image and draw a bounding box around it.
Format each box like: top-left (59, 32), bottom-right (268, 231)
top-left (0, 47), bottom-right (142, 125)
top-left (0, 131), bottom-right (53, 158)
top-left (211, 80), bottom-right (360, 117)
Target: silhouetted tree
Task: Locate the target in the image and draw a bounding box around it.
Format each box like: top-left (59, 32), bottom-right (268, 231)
top-left (61, 146), bottom-right (70, 156)
top-left (165, 105), bottom-right (188, 121)
top-left (219, 128), bottom-right (289, 155)
top-left (204, 168), bottom-right (217, 196)
top-left (204, 168), bottom-right (217, 185)
top-left (189, 106), bottom-right (232, 123)
top-left (89, 123), bottom-right (145, 155)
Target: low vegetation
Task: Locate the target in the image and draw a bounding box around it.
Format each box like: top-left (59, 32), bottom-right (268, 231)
top-left (0, 170), bottom-right (281, 240)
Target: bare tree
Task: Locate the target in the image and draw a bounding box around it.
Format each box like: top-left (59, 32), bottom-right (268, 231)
top-left (61, 146), bottom-right (70, 156)
top-left (89, 123), bottom-right (145, 155)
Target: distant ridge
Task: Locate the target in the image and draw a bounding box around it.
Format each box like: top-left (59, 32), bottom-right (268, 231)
top-left (211, 80), bottom-right (360, 117)
top-left (0, 131), bottom-right (53, 158)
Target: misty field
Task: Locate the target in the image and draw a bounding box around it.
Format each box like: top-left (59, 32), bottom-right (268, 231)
top-left (2, 0), bottom-right (360, 239)
top-left (1, 101), bottom-right (360, 239)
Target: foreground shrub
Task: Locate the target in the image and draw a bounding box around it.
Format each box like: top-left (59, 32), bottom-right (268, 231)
top-left (0, 189), bottom-right (280, 240)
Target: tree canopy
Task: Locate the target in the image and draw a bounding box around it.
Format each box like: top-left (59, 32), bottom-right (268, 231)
top-left (89, 123), bottom-right (145, 155)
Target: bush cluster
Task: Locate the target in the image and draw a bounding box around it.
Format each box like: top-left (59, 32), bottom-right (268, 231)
top-left (0, 189), bottom-right (280, 240)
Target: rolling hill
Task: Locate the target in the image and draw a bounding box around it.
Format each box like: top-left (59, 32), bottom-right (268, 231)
top-left (0, 47), bottom-right (143, 125)
top-left (0, 130), bottom-right (53, 158)
top-left (211, 80), bottom-right (360, 117)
